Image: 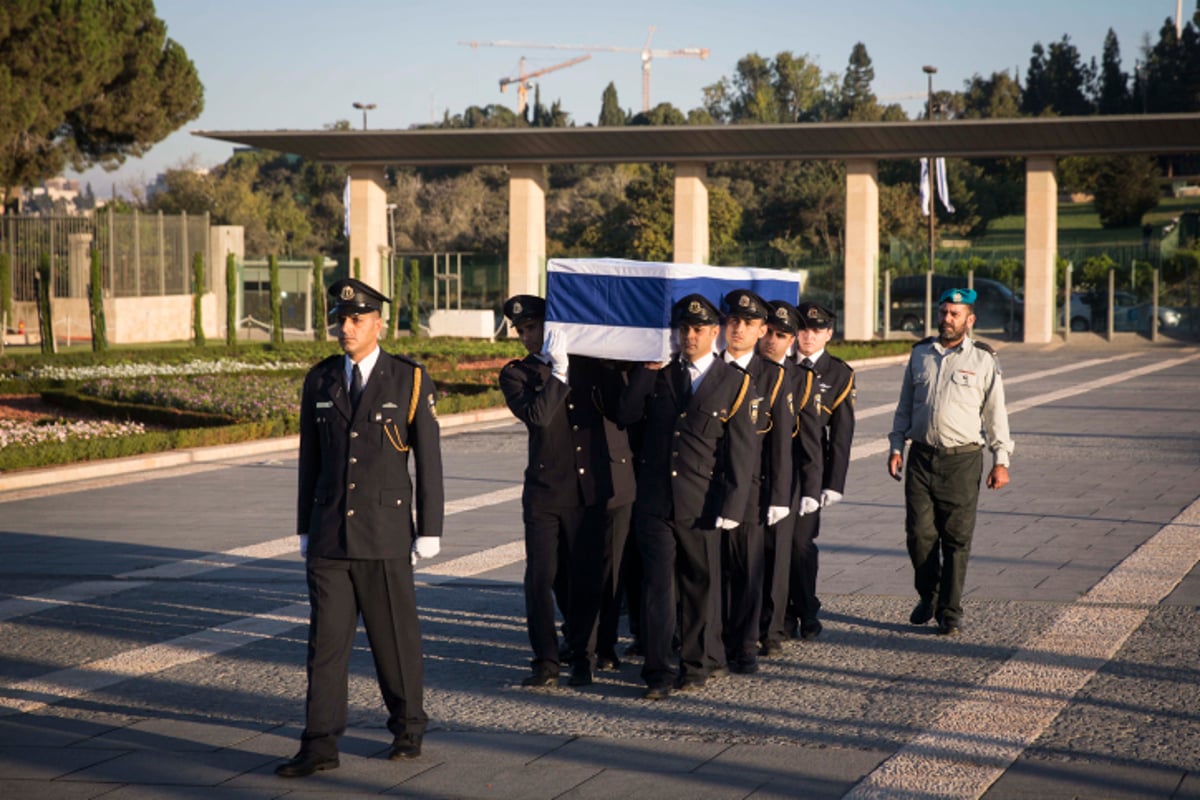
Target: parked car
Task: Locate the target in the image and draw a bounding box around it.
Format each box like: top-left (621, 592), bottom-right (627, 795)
top-left (890, 274), bottom-right (1023, 335)
top-left (1068, 291), bottom-right (1181, 332)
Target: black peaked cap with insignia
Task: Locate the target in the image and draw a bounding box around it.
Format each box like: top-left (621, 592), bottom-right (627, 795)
top-left (796, 301), bottom-right (836, 330)
top-left (766, 300), bottom-right (802, 335)
top-left (328, 278), bottom-right (389, 317)
top-left (721, 289), bottom-right (770, 322)
top-left (502, 294), bottom-right (546, 326)
top-left (671, 293), bottom-right (721, 327)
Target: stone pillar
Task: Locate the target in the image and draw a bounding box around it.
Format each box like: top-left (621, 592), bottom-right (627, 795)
top-left (673, 163), bottom-right (709, 264)
top-left (507, 163), bottom-right (547, 298)
top-left (1024, 156), bottom-right (1057, 344)
top-left (347, 165), bottom-right (388, 291)
top-left (843, 159), bottom-right (879, 341)
top-left (67, 232), bottom-right (94, 298)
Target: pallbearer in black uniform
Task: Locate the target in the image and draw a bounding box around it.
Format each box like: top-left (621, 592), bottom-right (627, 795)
top-left (278, 278), bottom-right (443, 778)
top-left (615, 294), bottom-right (758, 700)
top-left (785, 301), bottom-right (855, 642)
top-left (756, 300), bottom-right (822, 656)
top-left (717, 289), bottom-right (793, 675)
top-left (499, 295), bottom-right (610, 688)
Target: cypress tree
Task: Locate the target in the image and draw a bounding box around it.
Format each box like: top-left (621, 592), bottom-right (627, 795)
top-left (408, 258), bottom-right (420, 337)
top-left (36, 253), bottom-right (55, 354)
top-left (225, 252), bottom-right (237, 347)
top-left (0, 253), bottom-right (12, 343)
top-left (88, 247), bottom-right (107, 352)
top-left (312, 253), bottom-right (326, 341)
top-left (269, 254), bottom-right (284, 344)
top-left (191, 251), bottom-right (206, 346)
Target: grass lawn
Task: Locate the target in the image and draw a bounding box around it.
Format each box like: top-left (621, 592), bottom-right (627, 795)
top-left (974, 196), bottom-right (1200, 253)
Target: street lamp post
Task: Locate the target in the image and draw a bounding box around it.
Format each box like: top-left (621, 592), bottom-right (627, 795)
top-left (923, 65), bottom-right (937, 337)
top-left (352, 101), bottom-right (376, 130)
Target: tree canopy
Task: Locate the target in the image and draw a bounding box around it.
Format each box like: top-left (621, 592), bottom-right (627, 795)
top-left (0, 0), bottom-right (203, 208)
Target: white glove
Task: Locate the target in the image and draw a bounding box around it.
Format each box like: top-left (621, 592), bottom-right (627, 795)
top-left (715, 517), bottom-right (739, 530)
top-left (298, 534), bottom-right (308, 558)
top-left (766, 505), bottom-right (790, 527)
top-left (820, 489), bottom-right (843, 508)
top-left (412, 536), bottom-right (441, 565)
top-left (542, 327), bottom-right (569, 383)
top-left (799, 497), bottom-right (820, 516)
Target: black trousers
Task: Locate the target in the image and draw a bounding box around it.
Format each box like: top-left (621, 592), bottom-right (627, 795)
top-left (905, 446), bottom-right (982, 626)
top-left (787, 510), bottom-right (822, 634)
top-left (523, 501), bottom-right (605, 671)
top-left (760, 512), bottom-right (795, 646)
top-left (302, 556), bottom-right (426, 758)
top-left (636, 511), bottom-right (723, 686)
top-left (596, 502), bottom-right (633, 658)
top-left (722, 518), bottom-right (765, 658)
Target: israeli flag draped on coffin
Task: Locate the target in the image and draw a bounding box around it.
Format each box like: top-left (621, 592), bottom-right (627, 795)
top-left (545, 258), bottom-right (804, 362)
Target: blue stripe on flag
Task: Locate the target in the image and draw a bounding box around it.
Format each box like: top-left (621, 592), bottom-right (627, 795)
top-left (546, 272), bottom-right (672, 328)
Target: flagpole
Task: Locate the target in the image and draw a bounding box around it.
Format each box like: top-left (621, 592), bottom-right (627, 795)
top-left (923, 65), bottom-right (937, 338)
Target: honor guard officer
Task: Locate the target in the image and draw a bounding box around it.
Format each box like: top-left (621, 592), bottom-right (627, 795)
top-left (784, 301), bottom-right (855, 643)
top-left (279, 278), bottom-right (443, 778)
top-left (500, 295), bottom-right (610, 688)
top-left (614, 293), bottom-right (758, 700)
top-left (756, 300), bottom-right (823, 656)
top-left (888, 287), bottom-right (1013, 636)
top-left (718, 289), bottom-right (793, 675)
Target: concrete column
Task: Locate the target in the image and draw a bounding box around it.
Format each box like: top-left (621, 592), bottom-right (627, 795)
top-left (843, 159), bottom-right (879, 341)
top-left (1024, 156), bottom-right (1057, 344)
top-left (347, 165), bottom-right (388, 291)
top-left (673, 163), bottom-right (709, 264)
top-left (507, 163), bottom-right (547, 297)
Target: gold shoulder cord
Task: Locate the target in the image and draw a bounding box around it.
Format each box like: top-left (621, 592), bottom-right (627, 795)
top-left (793, 369), bottom-right (814, 438)
top-left (825, 372), bottom-right (854, 415)
top-left (759, 364), bottom-right (786, 434)
top-left (384, 366), bottom-right (423, 453)
top-left (721, 372), bottom-right (751, 422)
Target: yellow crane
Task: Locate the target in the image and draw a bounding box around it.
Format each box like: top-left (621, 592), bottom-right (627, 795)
top-left (500, 54), bottom-right (592, 115)
top-left (461, 26), bottom-right (709, 113)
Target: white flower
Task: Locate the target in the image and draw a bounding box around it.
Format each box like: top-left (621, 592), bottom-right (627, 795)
top-left (21, 359), bottom-right (307, 382)
top-left (0, 418), bottom-right (147, 449)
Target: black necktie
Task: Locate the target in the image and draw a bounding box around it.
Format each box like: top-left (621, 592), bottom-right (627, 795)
top-left (677, 361), bottom-right (692, 402)
top-left (801, 357), bottom-right (814, 370)
top-left (350, 363), bottom-right (364, 409)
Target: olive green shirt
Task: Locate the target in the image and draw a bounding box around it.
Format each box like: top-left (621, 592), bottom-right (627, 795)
top-left (888, 336), bottom-right (1014, 468)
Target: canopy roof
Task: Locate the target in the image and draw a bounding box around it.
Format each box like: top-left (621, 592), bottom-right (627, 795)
top-left (195, 114), bottom-right (1200, 166)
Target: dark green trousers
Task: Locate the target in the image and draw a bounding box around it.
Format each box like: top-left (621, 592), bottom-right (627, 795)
top-left (904, 445), bottom-right (982, 625)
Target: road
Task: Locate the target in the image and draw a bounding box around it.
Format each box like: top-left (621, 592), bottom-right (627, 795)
top-left (1, 338), bottom-right (1198, 799)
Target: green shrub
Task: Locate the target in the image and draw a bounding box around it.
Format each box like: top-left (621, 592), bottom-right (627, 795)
top-left (192, 251), bottom-right (206, 347)
top-left (40, 389), bottom-right (238, 428)
top-left (225, 252), bottom-right (238, 348)
top-left (36, 253), bottom-right (54, 355)
top-left (269, 254), bottom-right (283, 344)
top-left (89, 247), bottom-right (107, 352)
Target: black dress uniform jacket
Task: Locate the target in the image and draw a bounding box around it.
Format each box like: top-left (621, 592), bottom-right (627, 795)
top-left (731, 352), bottom-right (793, 520)
top-left (797, 352), bottom-right (856, 498)
top-left (617, 358), bottom-right (757, 524)
top-left (298, 351), bottom-right (444, 556)
top-left (499, 354), bottom-right (615, 509)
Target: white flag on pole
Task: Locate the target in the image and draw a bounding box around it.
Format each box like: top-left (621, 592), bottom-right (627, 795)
top-left (920, 158), bottom-right (954, 216)
top-left (343, 177), bottom-right (351, 237)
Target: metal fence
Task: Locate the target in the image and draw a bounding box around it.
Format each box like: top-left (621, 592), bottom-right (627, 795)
top-left (1, 209), bottom-right (213, 301)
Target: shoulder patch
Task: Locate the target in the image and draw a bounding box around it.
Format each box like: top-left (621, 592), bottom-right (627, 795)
top-left (974, 340), bottom-right (996, 355)
top-left (914, 336), bottom-right (936, 348)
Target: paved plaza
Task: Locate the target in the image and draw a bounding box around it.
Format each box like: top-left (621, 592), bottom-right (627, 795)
top-left (1, 336), bottom-right (1198, 799)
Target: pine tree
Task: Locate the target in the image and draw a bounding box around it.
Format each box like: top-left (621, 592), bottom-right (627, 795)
top-left (840, 43), bottom-right (878, 120)
top-left (599, 82), bottom-right (624, 126)
top-left (1097, 29), bottom-right (1130, 114)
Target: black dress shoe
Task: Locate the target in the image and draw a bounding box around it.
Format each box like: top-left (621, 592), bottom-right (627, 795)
top-left (388, 740), bottom-right (422, 760)
top-left (596, 652), bottom-right (621, 671)
top-left (275, 752), bottom-right (339, 778)
top-left (800, 621), bottom-right (823, 640)
top-left (731, 654), bottom-right (759, 674)
top-left (675, 676), bottom-right (707, 692)
top-left (707, 665), bottom-right (731, 681)
top-left (623, 641), bottom-right (644, 657)
top-left (937, 619), bottom-right (961, 637)
top-left (521, 667), bottom-right (559, 687)
top-left (643, 683), bottom-right (672, 700)
top-left (568, 662), bottom-right (593, 687)
top-left (759, 639), bottom-right (783, 657)
top-left (910, 598), bottom-right (935, 625)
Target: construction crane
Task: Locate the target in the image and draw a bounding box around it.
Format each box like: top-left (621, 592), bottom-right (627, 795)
top-left (461, 26), bottom-right (709, 113)
top-left (500, 54), bottom-right (591, 115)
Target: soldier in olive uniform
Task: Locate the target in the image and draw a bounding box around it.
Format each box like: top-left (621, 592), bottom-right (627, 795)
top-left (278, 279), bottom-right (443, 778)
top-left (888, 288), bottom-right (1013, 636)
top-left (614, 294), bottom-right (758, 700)
top-left (784, 302), bottom-right (855, 643)
top-left (500, 295), bottom-right (611, 688)
top-left (718, 289), bottom-right (793, 675)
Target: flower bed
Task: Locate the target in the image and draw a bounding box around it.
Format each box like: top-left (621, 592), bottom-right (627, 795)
top-left (0, 418), bottom-right (148, 449)
top-left (79, 373), bottom-right (301, 421)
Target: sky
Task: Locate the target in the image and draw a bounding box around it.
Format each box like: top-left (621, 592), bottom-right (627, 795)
top-left (74, 0), bottom-right (1184, 198)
